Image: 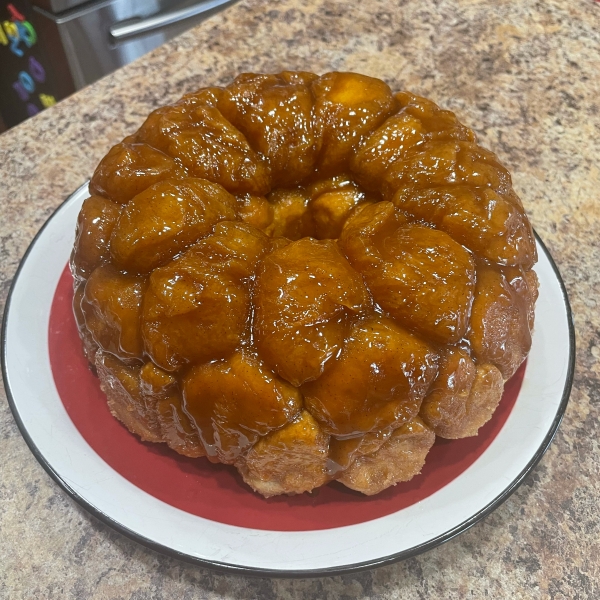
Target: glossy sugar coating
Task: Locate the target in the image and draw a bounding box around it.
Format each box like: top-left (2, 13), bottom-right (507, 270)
top-left (71, 71), bottom-right (538, 497)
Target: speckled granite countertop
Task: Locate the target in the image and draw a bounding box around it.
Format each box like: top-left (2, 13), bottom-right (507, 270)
top-left (1, 0), bottom-right (599, 597)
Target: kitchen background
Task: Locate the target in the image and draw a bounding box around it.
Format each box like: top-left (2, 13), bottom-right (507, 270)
top-left (0, 0), bottom-right (236, 131)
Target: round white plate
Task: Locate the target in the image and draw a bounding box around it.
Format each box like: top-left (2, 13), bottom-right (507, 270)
top-left (2, 182), bottom-right (574, 577)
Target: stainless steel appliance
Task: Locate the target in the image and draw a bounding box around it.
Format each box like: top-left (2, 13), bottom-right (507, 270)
top-left (32, 0), bottom-right (237, 90)
top-left (0, 0), bottom-right (236, 128)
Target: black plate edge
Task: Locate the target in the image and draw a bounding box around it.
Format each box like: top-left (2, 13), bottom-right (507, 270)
top-left (1, 189), bottom-right (576, 579)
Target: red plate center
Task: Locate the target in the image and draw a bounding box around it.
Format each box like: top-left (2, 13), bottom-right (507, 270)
top-left (49, 265), bottom-right (524, 531)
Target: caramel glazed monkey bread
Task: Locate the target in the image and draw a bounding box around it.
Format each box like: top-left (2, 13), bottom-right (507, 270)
top-left (71, 71), bottom-right (538, 498)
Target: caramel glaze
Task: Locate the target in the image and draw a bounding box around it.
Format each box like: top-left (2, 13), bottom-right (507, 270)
top-left (72, 71), bottom-right (538, 497)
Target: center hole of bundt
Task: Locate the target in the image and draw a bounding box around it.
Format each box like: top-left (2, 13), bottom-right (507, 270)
top-left (248, 174), bottom-right (376, 241)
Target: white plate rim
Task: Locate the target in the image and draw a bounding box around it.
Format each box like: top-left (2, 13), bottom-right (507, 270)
top-left (1, 182), bottom-right (575, 578)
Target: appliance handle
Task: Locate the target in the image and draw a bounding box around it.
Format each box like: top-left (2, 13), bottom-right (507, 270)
top-left (109, 0), bottom-right (237, 41)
